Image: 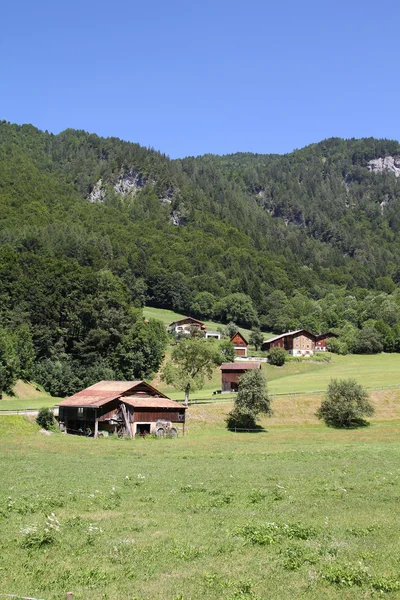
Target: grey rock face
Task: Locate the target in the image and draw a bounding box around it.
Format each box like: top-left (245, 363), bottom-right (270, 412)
top-left (88, 179), bottom-right (105, 203)
top-left (368, 156), bottom-right (400, 177)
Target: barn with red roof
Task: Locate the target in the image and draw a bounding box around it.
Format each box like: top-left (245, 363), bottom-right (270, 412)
top-left (58, 381), bottom-right (186, 437)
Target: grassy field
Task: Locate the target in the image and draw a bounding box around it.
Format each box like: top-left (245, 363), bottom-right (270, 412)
top-left (155, 353), bottom-right (400, 402)
top-left (264, 353), bottom-right (400, 395)
top-left (0, 381), bottom-right (59, 411)
top-left (1, 402), bottom-right (400, 600)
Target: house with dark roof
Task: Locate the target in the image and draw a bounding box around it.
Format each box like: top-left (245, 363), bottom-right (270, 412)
top-left (261, 330), bottom-right (316, 356)
top-left (169, 317), bottom-right (206, 335)
top-left (58, 381), bottom-right (186, 437)
top-left (220, 362), bottom-right (261, 392)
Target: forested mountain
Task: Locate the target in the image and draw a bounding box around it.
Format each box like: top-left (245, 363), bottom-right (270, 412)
top-left (1, 121), bottom-right (400, 395)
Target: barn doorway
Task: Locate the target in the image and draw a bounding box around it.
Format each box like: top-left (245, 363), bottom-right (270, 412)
top-left (230, 382), bottom-right (239, 392)
top-left (136, 423), bottom-right (151, 436)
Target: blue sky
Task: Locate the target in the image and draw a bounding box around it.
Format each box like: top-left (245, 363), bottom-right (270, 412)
top-left (1, 0), bottom-right (399, 158)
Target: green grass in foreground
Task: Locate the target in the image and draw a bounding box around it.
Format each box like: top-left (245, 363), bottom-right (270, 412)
top-left (1, 414), bottom-right (400, 599)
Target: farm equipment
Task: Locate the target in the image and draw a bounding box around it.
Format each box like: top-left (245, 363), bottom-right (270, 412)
top-left (153, 420), bottom-right (179, 438)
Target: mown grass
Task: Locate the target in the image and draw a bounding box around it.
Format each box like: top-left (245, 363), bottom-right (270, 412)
top-left (264, 353), bottom-right (400, 394)
top-left (1, 405), bottom-right (400, 600)
top-left (0, 380), bottom-right (60, 411)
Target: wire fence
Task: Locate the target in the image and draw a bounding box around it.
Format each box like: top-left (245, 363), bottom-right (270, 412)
top-left (187, 383), bottom-right (400, 405)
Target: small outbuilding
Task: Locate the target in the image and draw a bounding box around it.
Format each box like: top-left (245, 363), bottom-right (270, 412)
top-left (220, 362), bottom-right (261, 392)
top-left (231, 332), bottom-right (248, 357)
top-left (58, 380), bottom-right (186, 437)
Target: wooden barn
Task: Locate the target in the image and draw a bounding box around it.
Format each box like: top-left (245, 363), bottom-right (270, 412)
top-left (169, 317), bottom-right (206, 335)
top-left (231, 332), bottom-right (248, 357)
top-left (220, 362), bottom-right (261, 392)
top-left (262, 330), bottom-right (316, 356)
top-left (315, 332), bottom-right (338, 351)
top-left (58, 381), bottom-right (186, 437)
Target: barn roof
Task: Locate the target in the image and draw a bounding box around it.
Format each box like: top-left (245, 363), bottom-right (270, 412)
top-left (263, 329), bottom-right (315, 345)
top-left (57, 380), bottom-right (183, 409)
top-left (123, 396), bottom-right (185, 409)
top-left (220, 362), bottom-right (261, 371)
top-left (169, 316), bottom-right (205, 327)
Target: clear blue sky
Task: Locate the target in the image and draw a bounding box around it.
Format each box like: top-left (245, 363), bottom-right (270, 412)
top-left (1, 0), bottom-right (399, 158)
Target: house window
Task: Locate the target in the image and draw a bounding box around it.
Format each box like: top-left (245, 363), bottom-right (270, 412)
top-left (77, 407), bottom-right (84, 417)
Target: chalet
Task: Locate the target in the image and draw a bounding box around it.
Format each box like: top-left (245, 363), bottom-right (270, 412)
top-left (262, 329), bottom-right (316, 356)
top-left (231, 332), bottom-right (248, 357)
top-left (58, 381), bottom-right (186, 437)
top-left (220, 362), bottom-right (261, 392)
top-left (315, 332), bottom-right (338, 351)
top-left (169, 317), bottom-right (206, 335)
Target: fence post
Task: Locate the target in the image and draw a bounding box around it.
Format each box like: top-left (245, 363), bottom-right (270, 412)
top-left (66, 593), bottom-right (73, 600)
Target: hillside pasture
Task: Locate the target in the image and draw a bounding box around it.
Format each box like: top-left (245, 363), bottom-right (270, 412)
top-left (265, 353), bottom-right (400, 395)
top-left (0, 381), bottom-right (60, 411)
top-left (1, 409), bottom-right (400, 599)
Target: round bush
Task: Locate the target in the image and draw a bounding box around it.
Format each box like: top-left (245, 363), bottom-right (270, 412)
top-left (316, 379), bottom-right (374, 428)
top-left (268, 347), bottom-right (287, 366)
top-left (36, 407), bottom-right (56, 430)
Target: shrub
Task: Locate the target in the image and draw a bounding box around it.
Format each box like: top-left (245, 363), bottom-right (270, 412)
top-left (316, 379), bottom-right (374, 428)
top-left (36, 407), bottom-right (56, 430)
top-left (326, 338), bottom-right (348, 355)
top-left (268, 347), bottom-right (286, 366)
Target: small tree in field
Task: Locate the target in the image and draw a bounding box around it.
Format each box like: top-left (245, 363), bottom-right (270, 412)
top-left (162, 338), bottom-right (222, 406)
top-left (227, 369), bottom-right (271, 430)
top-left (224, 322), bottom-right (238, 340)
top-left (317, 379), bottom-right (374, 428)
top-left (249, 328), bottom-right (264, 350)
top-left (268, 347), bottom-right (286, 366)
top-left (219, 340), bottom-right (235, 362)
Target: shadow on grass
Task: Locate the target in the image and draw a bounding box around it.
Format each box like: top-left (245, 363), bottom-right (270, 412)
top-left (226, 422), bottom-right (267, 433)
top-left (325, 419), bottom-right (372, 429)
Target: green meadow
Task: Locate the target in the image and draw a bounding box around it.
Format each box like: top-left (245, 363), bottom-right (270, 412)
top-left (1, 406), bottom-right (400, 600)
top-left (2, 354), bottom-right (400, 410)
top-left (264, 353), bottom-right (400, 395)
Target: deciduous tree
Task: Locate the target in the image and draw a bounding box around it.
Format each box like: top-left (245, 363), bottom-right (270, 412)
top-left (162, 338), bottom-right (222, 405)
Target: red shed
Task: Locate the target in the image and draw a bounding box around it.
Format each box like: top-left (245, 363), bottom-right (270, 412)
top-left (58, 381), bottom-right (186, 437)
top-left (220, 362), bottom-right (261, 392)
top-left (231, 332), bottom-right (248, 357)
